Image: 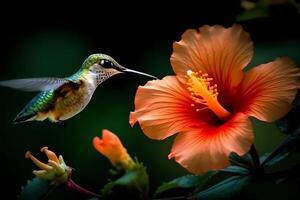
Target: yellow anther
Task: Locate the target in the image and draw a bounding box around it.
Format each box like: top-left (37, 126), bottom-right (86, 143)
top-left (186, 70), bottom-right (232, 121)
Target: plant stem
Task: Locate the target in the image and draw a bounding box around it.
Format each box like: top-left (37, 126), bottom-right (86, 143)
top-left (67, 179), bottom-right (101, 198)
top-left (249, 145), bottom-right (260, 169)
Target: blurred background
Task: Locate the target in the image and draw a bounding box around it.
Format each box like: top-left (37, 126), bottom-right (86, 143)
top-left (0, 0), bottom-right (300, 199)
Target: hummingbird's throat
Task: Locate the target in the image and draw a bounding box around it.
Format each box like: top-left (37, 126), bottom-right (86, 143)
top-left (186, 70), bottom-right (231, 121)
top-left (95, 69), bottom-right (118, 86)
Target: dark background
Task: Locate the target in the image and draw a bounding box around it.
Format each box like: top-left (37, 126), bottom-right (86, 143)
top-left (0, 1), bottom-right (299, 199)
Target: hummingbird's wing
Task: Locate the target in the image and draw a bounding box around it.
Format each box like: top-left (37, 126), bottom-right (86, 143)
top-left (0, 78), bottom-right (69, 92)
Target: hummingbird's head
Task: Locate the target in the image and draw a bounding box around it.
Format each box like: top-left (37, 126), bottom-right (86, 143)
top-left (81, 54), bottom-right (157, 83)
top-left (82, 54), bottom-right (126, 75)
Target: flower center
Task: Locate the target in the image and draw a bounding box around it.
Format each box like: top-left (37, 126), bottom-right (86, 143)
top-left (186, 70), bottom-right (232, 121)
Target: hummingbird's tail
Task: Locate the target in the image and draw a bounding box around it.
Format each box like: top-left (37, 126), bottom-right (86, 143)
top-left (12, 97), bottom-right (39, 124)
top-left (13, 113), bottom-right (36, 124)
top-left (12, 90), bottom-right (55, 124)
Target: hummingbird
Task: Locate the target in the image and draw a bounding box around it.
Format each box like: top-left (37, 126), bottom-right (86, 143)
top-left (0, 54), bottom-right (157, 124)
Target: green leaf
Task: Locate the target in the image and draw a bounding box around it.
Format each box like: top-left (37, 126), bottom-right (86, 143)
top-left (220, 165), bottom-right (249, 175)
top-left (229, 152), bottom-right (253, 169)
top-left (236, 6), bottom-right (269, 22)
top-left (193, 176), bottom-right (251, 200)
top-left (114, 167), bottom-right (149, 193)
top-left (260, 152), bottom-right (290, 168)
top-left (261, 153), bottom-right (300, 178)
top-left (240, 167), bottom-right (300, 199)
top-left (262, 130), bottom-right (300, 167)
top-left (101, 181), bottom-right (115, 198)
top-left (101, 163), bottom-right (149, 199)
top-left (154, 171), bottom-right (251, 199)
top-left (19, 178), bottom-right (56, 200)
top-left (155, 172), bottom-right (216, 197)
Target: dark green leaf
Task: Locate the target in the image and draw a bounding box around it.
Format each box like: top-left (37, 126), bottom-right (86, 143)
top-left (101, 181), bottom-right (115, 198)
top-left (237, 0), bottom-right (299, 22)
top-left (236, 6), bottom-right (269, 22)
top-left (220, 165), bottom-right (249, 175)
top-left (262, 130), bottom-right (300, 167)
top-left (194, 171), bottom-right (233, 193)
top-left (260, 152), bottom-right (290, 168)
top-left (101, 163), bottom-right (149, 199)
top-left (193, 176), bottom-right (251, 200)
top-left (155, 172), bottom-right (217, 197)
top-left (19, 178), bottom-right (56, 200)
top-left (229, 152), bottom-right (253, 169)
top-left (155, 175), bottom-right (202, 195)
top-left (262, 154), bottom-right (300, 178)
top-left (114, 168), bottom-right (149, 193)
top-left (240, 170), bottom-right (300, 200)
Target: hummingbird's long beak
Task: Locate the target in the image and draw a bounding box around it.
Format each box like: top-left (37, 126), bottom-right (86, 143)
top-left (122, 68), bottom-right (158, 79)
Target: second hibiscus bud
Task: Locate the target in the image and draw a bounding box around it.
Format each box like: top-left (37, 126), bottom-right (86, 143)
top-left (93, 129), bottom-right (136, 171)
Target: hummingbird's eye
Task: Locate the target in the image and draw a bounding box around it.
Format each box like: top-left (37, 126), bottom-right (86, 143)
top-left (99, 59), bottom-right (114, 69)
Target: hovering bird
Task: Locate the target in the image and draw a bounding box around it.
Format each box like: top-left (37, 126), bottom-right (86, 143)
top-left (0, 54), bottom-right (157, 124)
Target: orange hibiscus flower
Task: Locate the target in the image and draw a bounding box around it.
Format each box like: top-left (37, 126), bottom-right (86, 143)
top-left (130, 24), bottom-right (300, 174)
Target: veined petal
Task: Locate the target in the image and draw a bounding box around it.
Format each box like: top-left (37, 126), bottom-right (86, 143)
top-left (168, 113), bottom-right (253, 175)
top-left (130, 76), bottom-right (217, 140)
top-left (237, 57), bottom-right (300, 122)
top-left (171, 24), bottom-right (253, 90)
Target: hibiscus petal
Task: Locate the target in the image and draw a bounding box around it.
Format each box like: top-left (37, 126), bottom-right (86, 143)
top-left (168, 113), bottom-right (253, 175)
top-left (171, 24), bottom-right (253, 90)
top-left (130, 76), bottom-right (216, 140)
top-left (237, 57), bottom-right (300, 122)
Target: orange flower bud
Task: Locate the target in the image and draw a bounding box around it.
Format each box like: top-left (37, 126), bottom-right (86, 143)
top-left (93, 129), bottom-right (135, 170)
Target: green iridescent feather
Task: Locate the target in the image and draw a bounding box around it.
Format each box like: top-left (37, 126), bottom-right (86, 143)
top-left (14, 90), bottom-right (56, 123)
top-left (81, 54), bottom-right (108, 69)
